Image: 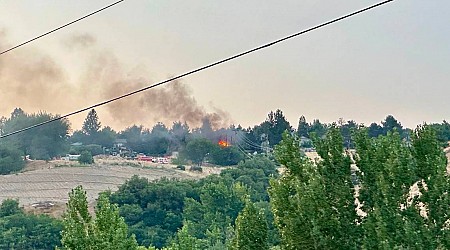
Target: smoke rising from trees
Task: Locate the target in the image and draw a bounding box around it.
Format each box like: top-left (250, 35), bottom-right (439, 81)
top-left (0, 31), bottom-right (231, 130)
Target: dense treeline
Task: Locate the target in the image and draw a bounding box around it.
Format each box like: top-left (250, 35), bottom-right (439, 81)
top-left (0, 199), bottom-right (62, 249)
top-left (270, 126), bottom-right (449, 249)
top-left (2, 107), bottom-right (450, 169)
top-left (0, 124), bottom-right (449, 249)
top-left (108, 156), bottom-right (278, 249)
top-left (105, 125), bottom-right (450, 249)
top-left (0, 108), bottom-right (70, 160)
top-left (1, 107), bottom-right (450, 249)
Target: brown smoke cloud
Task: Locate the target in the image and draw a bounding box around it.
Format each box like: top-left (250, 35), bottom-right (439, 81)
top-left (0, 31), bottom-right (232, 130)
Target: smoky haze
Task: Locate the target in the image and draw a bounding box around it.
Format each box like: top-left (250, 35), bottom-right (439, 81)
top-left (0, 31), bottom-right (232, 130)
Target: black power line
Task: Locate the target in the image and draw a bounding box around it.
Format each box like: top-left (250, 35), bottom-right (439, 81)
top-left (0, 0), bottom-right (125, 56)
top-left (0, 0), bottom-right (394, 139)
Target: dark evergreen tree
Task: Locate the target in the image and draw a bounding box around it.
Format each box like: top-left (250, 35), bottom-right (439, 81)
top-left (297, 115), bottom-right (309, 138)
top-left (308, 119), bottom-right (327, 138)
top-left (368, 122), bottom-right (383, 138)
top-left (382, 115), bottom-right (403, 136)
top-left (82, 109), bottom-right (101, 137)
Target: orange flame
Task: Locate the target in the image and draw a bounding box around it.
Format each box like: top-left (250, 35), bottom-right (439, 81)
top-left (218, 140), bottom-right (230, 147)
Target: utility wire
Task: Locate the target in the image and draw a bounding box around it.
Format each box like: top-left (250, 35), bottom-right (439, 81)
top-left (0, 0), bottom-right (125, 56)
top-left (235, 132), bottom-right (266, 150)
top-left (0, 0), bottom-right (393, 139)
top-left (235, 142), bottom-right (254, 159)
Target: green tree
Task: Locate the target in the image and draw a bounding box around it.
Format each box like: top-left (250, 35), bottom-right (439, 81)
top-left (297, 115), bottom-right (309, 138)
top-left (308, 119), bottom-right (327, 138)
top-left (82, 109), bottom-right (101, 136)
top-left (0, 203), bottom-right (63, 250)
top-left (368, 122), bottom-right (383, 138)
top-left (1, 109), bottom-right (70, 159)
top-left (0, 199), bottom-right (23, 217)
top-left (147, 122), bottom-right (170, 156)
top-left (0, 145), bottom-right (25, 174)
top-left (234, 201), bottom-right (268, 250)
top-left (94, 194), bottom-right (139, 250)
top-left (253, 109), bottom-right (291, 147)
top-left (78, 150), bottom-right (94, 164)
top-left (313, 126), bottom-right (360, 248)
top-left (96, 126), bottom-right (117, 148)
top-left (270, 130), bottom-right (359, 249)
top-left (183, 179), bottom-right (246, 243)
top-left (382, 115), bottom-right (403, 136)
top-left (410, 125), bottom-right (450, 248)
top-left (339, 119), bottom-right (357, 148)
top-left (60, 186), bottom-right (95, 249)
top-left (182, 138), bottom-right (214, 165)
top-left (167, 222), bottom-right (208, 250)
top-left (210, 145), bottom-right (243, 166)
top-left (61, 186), bottom-right (138, 250)
top-left (353, 125), bottom-right (449, 248)
top-left (109, 176), bottom-right (197, 248)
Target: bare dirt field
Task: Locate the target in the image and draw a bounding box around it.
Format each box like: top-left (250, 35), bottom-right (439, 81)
top-left (0, 157), bottom-right (222, 217)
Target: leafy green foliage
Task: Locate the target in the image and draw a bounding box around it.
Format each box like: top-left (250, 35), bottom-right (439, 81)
top-left (61, 185), bottom-right (138, 250)
top-left (429, 120), bottom-right (450, 146)
top-left (270, 131), bottom-right (358, 249)
top-left (108, 155), bottom-right (278, 249)
top-left (270, 125), bottom-right (450, 249)
top-left (234, 201), bottom-right (269, 250)
top-left (0, 199), bottom-right (62, 249)
top-left (1, 109), bottom-right (70, 159)
top-left (109, 177), bottom-right (197, 248)
top-left (210, 146), bottom-right (243, 166)
top-left (0, 145), bottom-right (25, 174)
top-left (181, 138), bottom-right (214, 165)
top-left (220, 156), bottom-right (278, 201)
top-left (78, 150), bottom-right (94, 164)
top-left (0, 199), bottom-right (23, 217)
top-left (166, 222), bottom-right (208, 250)
top-left (252, 109), bottom-right (291, 147)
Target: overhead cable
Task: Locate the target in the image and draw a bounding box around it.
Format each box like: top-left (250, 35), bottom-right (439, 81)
top-left (0, 0), bottom-right (125, 56)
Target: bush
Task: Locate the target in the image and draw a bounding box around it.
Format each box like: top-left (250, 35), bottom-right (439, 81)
top-left (0, 145), bottom-right (25, 175)
top-left (78, 150), bottom-right (94, 165)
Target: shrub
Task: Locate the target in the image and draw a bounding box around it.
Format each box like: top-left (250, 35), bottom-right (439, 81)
top-left (78, 150), bottom-right (94, 165)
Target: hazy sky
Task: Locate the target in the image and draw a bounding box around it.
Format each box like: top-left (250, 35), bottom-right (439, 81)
top-left (1, 0), bottom-right (449, 130)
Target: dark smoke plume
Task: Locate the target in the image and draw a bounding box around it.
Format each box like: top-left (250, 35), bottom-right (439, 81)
top-left (0, 31), bottom-right (231, 130)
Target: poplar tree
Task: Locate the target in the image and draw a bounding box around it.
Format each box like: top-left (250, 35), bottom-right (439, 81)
top-left (269, 125), bottom-right (450, 249)
top-left (234, 201), bottom-right (269, 250)
top-left (60, 186), bottom-right (138, 250)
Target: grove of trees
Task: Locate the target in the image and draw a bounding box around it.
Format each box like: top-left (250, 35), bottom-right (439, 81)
top-left (0, 106), bottom-right (449, 249)
top-left (270, 126), bottom-right (450, 249)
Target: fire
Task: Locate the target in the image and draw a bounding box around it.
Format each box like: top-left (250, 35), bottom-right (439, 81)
top-left (218, 140), bottom-right (230, 147)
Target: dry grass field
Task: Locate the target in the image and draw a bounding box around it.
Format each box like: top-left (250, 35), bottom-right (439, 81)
top-left (0, 157), bottom-right (222, 217)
